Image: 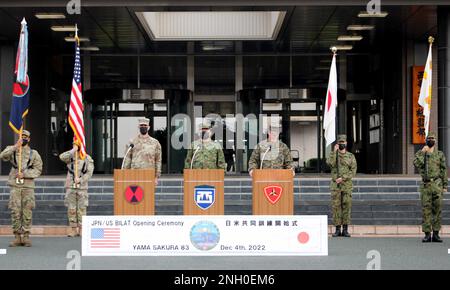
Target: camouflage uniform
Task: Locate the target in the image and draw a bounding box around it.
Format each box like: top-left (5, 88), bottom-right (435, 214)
top-left (326, 135), bottom-right (357, 228)
top-left (248, 140), bottom-right (293, 171)
top-left (0, 131), bottom-right (43, 245)
top-left (184, 139), bottom-right (226, 169)
top-left (413, 132), bottom-right (448, 236)
top-left (123, 134), bottom-right (162, 177)
top-left (59, 150), bottom-right (94, 229)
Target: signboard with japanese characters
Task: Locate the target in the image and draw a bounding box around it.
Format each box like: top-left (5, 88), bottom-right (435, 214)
top-left (82, 215), bottom-right (328, 256)
top-left (412, 66), bottom-right (426, 144)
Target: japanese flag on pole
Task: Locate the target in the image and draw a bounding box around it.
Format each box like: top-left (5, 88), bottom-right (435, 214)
top-left (323, 52), bottom-right (337, 147)
top-left (418, 38), bottom-right (433, 138)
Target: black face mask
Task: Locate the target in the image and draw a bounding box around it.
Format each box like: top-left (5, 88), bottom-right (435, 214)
top-left (139, 127), bottom-right (148, 135)
top-left (22, 139), bottom-right (29, 146)
top-left (338, 144), bottom-right (346, 150)
top-left (426, 140), bottom-right (435, 148)
top-left (201, 131), bottom-right (210, 139)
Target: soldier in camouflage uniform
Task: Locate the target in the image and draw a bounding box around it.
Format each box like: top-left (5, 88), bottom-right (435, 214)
top-left (326, 134), bottom-right (357, 238)
top-left (123, 118), bottom-right (162, 185)
top-left (248, 121), bottom-right (294, 176)
top-left (0, 130), bottom-right (43, 247)
top-left (413, 132), bottom-right (447, 243)
top-left (59, 140), bottom-right (94, 237)
top-left (184, 122), bottom-right (226, 170)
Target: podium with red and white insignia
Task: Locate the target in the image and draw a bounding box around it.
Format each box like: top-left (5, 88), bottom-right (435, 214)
top-left (252, 169), bottom-right (294, 215)
top-left (113, 169), bottom-right (155, 215)
top-left (183, 169), bottom-right (225, 215)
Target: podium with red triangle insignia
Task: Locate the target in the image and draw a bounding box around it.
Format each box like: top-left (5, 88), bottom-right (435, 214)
top-left (252, 169), bottom-right (294, 215)
top-left (113, 169), bottom-right (155, 215)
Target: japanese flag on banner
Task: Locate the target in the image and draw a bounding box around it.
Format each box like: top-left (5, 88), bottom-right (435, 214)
top-left (418, 38), bottom-right (433, 138)
top-left (323, 52), bottom-right (337, 147)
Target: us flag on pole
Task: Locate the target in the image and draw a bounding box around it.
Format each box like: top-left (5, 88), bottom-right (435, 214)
top-left (68, 29), bottom-right (86, 159)
top-left (90, 228), bottom-right (121, 248)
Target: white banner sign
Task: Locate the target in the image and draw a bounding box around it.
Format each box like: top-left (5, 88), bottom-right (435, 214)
top-left (82, 215), bottom-right (328, 256)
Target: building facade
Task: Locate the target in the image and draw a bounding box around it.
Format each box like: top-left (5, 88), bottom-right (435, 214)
top-left (0, 1), bottom-right (450, 175)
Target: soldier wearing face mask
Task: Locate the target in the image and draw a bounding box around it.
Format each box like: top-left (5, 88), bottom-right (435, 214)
top-left (414, 132), bottom-right (447, 243)
top-left (248, 121), bottom-right (294, 177)
top-left (0, 130), bottom-right (43, 247)
top-left (184, 122), bottom-right (226, 170)
top-left (326, 134), bottom-right (357, 238)
top-left (123, 118), bottom-right (162, 185)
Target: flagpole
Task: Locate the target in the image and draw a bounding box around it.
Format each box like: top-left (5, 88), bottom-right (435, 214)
top-left (18, 121), bottom-right (24, 179)
top-left (75, 150), bottom-right (79, 188)
top-left (330, 46), bottom-right (340, 176)
top-left (331, 46), bottom-right (338, 138)
top-left (16, 18), bottom-right (28, 185)
top-left (75, 24), bottom-right (79, 45)
top-left (427, 36), bottom-right (434, 136)
top-left (74, 23), bottom-right (79, 188)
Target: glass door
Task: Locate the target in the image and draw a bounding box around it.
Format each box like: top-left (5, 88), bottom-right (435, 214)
top-left (262, 100), bottom-right (323, 173)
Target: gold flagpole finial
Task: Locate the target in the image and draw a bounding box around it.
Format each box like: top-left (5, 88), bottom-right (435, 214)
top-left (75, 24), bottom-right (80, 45)
top-left (331, 46), bottom-right (338, 54)
top-left (428, 36), bottom-right (435, 44)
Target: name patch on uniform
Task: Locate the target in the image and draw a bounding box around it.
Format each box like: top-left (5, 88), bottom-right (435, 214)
top-left (264, 185), bottom-right (283, 205)
top-left (194, 185), bottom-right (215, 210)
top-left (125, 185), bottom-right (144, 204)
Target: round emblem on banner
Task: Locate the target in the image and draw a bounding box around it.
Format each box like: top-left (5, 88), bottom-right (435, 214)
top-left (125, 185), bottom-right (144, 204)
top-left (190, 221), bottom-right (220, 251)
top-left (297, 232), bottom-right (310, 244)
top-left (13, 74), bottom-right (30, 98)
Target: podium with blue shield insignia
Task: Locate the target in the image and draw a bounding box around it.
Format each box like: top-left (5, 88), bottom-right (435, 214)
top-left (183, 169), bottom-right (224, 215)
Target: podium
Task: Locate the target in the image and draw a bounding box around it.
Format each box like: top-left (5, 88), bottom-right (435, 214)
top-left (252, 169), bottom-right (294, 215)
top-left (183, 169), bottom-right (224, 215)
top-left (114, 169), bottom-right (155, 215)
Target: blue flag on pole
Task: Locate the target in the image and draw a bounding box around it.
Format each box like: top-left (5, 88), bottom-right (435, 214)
top-left (9, 18), bottom-right (29, 134)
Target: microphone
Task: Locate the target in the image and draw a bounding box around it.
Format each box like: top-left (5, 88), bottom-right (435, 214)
top-left (260, 145), bottom-right (272, 170)
top-left (190, 145), bottom-right (201, 169)
top-left (121, 143), bottom-right (134, 169)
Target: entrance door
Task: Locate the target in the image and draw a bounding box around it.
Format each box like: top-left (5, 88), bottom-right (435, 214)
top-left (91, 100), bottom-right (167, 173)
top-left (262, 100), bottom-right (323, 173)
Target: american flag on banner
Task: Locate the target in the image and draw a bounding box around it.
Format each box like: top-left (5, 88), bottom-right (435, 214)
top-left (68, 27), bottom-right (86, 159)
top-left (90, 228), bottom-right (121, 248)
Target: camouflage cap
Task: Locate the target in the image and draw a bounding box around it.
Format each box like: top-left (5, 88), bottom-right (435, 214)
top-left (337, 134), bottom-right (347, 142)
top-left (427, 132), bottom-right (437, 139)
top-left (199, 121), bottom-right (211, 130)
top-left (267, 118), bottom-right (282, 131)
top-left (21, 130), bottom-right (31, 137)
top-left (138, 118), bottom-right (150, 126)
